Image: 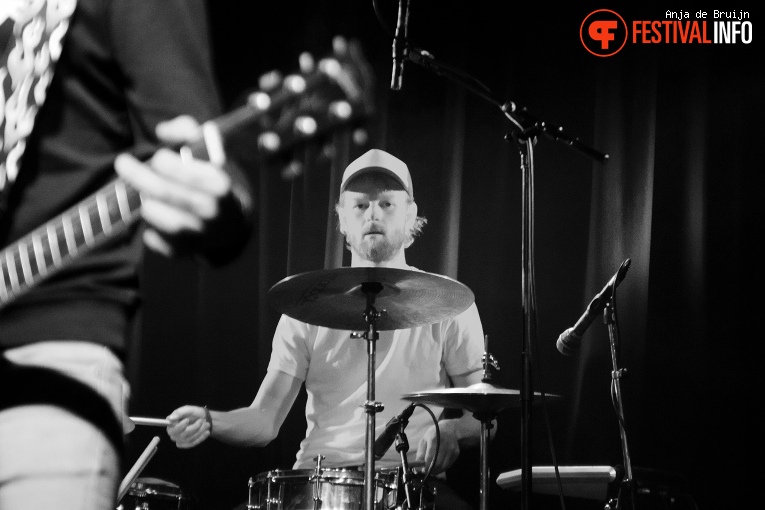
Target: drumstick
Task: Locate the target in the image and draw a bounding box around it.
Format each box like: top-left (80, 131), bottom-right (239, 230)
top-left (117, 435), bottom-right (160, 503)
top-left (130, 416), bottom-right (171, 427)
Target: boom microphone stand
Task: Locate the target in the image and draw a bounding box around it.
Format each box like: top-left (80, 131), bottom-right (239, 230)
top-left (401, 46), bottom-right (608, 510)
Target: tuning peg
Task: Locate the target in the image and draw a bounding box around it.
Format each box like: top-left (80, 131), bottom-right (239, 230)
top-left (281, 160), bottom-right (304, 180)
top-left (248, 91), bottom-right (271, 111)
top-left (328, 100), bottom-right (352, 121)
top-left (283, 75), bottom-right (307, 94)
top-left (258, 132), bottom-right (281, 153)
top-left (321, 143), bottom-right (336, 160)
top-left (332, 36), bottom-right (349, 58)
top-left (258, 70), bottom-right (282, 92)
top-left (352, 128), bottom-right (369, 146)
top-left (294, 116), bottom-right (318, 137)
top-left (318, 58), bottom-right (341, 79)
top-left (299, 52), bottom-right (315, 74)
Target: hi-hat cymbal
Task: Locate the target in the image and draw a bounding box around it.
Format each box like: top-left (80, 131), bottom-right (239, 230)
top-left (268, 267), bottom-right (475, 331)
top-left (402, 382), bottom-right (560, 414)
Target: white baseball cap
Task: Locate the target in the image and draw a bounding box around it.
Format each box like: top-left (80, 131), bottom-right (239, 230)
top-left (340, 149), bottom-right (413, 197)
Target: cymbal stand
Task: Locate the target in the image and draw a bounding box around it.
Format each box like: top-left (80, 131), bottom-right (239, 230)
top-left (477, 347), bottom-right (499, 510)
top-left (356, 281), bottom-right (384, 510)
top-left (604, 294), bottom-right (636, 510)
top-left (473, 408), bottom-right (497, 510)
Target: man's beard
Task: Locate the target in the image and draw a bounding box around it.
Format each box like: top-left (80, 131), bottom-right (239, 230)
top-left (346, 226), bottom-right (408, 263)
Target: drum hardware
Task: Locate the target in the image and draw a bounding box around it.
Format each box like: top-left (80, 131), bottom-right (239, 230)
top-left (402, 348), bottom-right (560, 510)
top-left (394, 428), bottom-right (414, 509)
top-left (246, 465), bottom-right (434, 510)
top-left (268, 267), bottom-right (475, 510)
top-left (313, 455), bottom-right (326, 510)
top-left (118, 477), bottom-right (189, 510)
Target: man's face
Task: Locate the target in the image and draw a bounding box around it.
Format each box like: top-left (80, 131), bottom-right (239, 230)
top-left (338, 173), bottom-right (416, 263)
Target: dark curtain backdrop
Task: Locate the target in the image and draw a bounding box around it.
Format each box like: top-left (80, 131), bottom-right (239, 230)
top-left (125, 3), bottom-right (762, 510)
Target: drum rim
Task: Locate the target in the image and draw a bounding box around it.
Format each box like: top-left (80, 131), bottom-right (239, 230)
top-left (256, 467), bottom-right (365, 484)
top-left (253, 467), bottom-right (401, 489)
top-left (127, 479), bottom-right (186, 499)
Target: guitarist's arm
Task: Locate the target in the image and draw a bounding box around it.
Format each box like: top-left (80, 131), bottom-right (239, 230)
top-left (115, 115), bottom-right (253, 265)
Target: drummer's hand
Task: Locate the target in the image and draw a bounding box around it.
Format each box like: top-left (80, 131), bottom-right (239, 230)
top-left (166, 405), bottom-right (211, 448)
top-left (415, 420), bottom-right (461, 475)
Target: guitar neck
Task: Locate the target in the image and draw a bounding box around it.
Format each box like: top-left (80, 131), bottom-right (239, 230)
top-left (0, 179), bottom-right (143, 309)
top-left (0, 40), bottom-right (373, 311)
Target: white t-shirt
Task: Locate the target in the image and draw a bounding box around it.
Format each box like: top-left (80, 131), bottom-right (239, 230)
top-left (267, 298), bottom-right (484, 469)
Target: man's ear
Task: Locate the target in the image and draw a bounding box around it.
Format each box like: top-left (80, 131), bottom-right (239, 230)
top-left (336, 203), bottom-right (348, 236)
top-left (406, 200), bottom-right (418, 230)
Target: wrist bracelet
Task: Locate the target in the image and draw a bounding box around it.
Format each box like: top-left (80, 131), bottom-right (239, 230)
top-left (203, 406), bottom-right (213, 436)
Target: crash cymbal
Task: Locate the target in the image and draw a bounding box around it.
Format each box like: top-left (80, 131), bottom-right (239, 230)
top-left (402, 382), bottom-right (559, 414)
top-left (268, 267), bottom-right (475, 331)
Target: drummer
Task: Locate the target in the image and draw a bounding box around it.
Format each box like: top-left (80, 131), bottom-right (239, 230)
top-left (167, 149), bottom-right (490, 509)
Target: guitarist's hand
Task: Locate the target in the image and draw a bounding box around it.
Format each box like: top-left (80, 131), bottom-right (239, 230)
top-left (114, 115), bottom-right (247, 259)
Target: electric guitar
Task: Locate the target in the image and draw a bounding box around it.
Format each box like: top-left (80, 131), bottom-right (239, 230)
top-left (0, 38), bottom-right (373, 311)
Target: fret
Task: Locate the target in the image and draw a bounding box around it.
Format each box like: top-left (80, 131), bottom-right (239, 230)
top-left (79, 204), bottom-right (94, 246)
top-left (19, 242), bottom-right (33, 284)
top-left (62, 215), bottom-right (77, 256)
top-left (5, 250), bottom-right (20, 292)
top-left (108, 195), bottom-right (123, 226)
top-left (47, 224), bottom-right (62, 267)
top-left (56, 225), bottom-right (69, 260)
top-left (115, 181), bottom-right (131, 222)
top-left (85, 203), bottom-right (102, 238)
top-left (32, 233), bottom-right (48, 278)
top-left (0, 262), bottom-right (8, 301)
top-left (96, 192), bottom-right (112, 235)
top-left (71, 213), bottom-right (86, 248)
top-left (126, 184), bottom-right (142, 212)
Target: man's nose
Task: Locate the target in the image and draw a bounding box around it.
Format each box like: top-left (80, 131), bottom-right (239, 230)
top-left (364, 202), bottom-right (381, 220)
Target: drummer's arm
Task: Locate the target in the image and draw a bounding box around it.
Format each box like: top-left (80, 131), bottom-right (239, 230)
top-left (213, 370), bottom-right (302, 446)
top-left (167, 370), bottom-right (301, 448)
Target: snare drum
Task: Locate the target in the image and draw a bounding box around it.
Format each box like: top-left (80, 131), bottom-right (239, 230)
top-left (117, 477), bottom-right (189, 510)
top-left (246, 467), bottom-right (433, 510)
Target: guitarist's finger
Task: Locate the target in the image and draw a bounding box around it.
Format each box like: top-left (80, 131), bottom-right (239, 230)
top-left (151, 149), bottom-right (231, 198)
top-left (155, 115), bottom-right (201, 146)
top-left (142, 198), bottom-right (204, 234)
top-left (143, 229), bottom-right (176, 258)
top-left (117, 153), bottom-right (220, 218)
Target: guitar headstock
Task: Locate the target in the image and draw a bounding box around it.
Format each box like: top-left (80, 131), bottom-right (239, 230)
top-left (223, 36), bottom-right (375, 176)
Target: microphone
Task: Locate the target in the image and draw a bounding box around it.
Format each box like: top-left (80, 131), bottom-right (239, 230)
top-left (390, 0), bottom-right (410, 90)
top-left (556, 259), bottom-right (631, 356)
top-left (374, 403), bottom-right (416, 459)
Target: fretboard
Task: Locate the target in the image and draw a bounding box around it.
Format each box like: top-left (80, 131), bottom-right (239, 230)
top-left (0, 179), bottom-right (142, 309)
